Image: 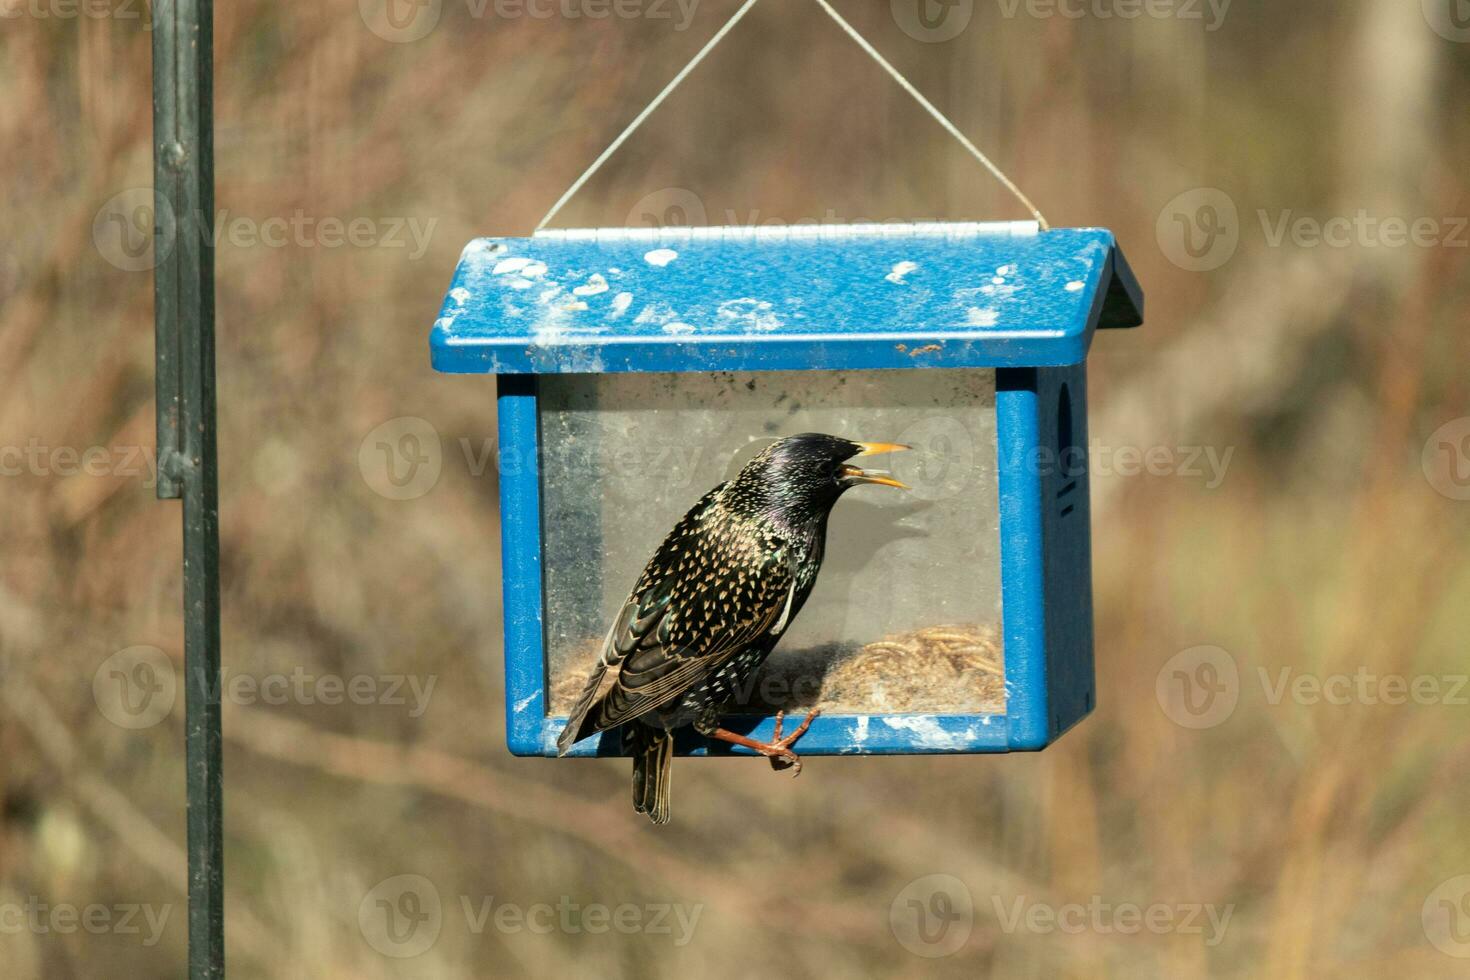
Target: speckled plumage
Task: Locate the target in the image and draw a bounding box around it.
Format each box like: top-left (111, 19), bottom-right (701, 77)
top-left (557, 433), bottom-right (907, 824)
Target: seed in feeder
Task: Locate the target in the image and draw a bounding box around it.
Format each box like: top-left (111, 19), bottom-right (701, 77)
top-left (555, 433), bottom-right (911, 824)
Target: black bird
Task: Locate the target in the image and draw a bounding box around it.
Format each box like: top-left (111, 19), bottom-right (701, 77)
top-left (557, 433), bottom-right (909, 824)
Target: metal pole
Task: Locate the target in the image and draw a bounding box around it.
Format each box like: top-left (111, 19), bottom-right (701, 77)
top-left (152, 1), bottom-right (224, 977)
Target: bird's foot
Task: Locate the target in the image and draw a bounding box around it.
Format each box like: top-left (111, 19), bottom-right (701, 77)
top-left (707, 707), bottom-right (821, 777)
top-left (765, 707), bottom-right (820, 774)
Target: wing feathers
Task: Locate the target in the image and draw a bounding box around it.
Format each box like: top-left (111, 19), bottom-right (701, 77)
top-left (556, 487), bottom-right (796, 751)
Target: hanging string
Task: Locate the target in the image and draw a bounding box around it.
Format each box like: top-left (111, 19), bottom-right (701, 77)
top-left (534, 0), bottom-right (1050, 234)
top-left (534, 0), bottom-right (763, 233)
top-left (810, 0), bottom-right (1049, 231)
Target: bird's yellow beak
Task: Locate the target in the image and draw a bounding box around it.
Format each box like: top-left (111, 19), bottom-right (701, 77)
top-left (854, 441), bottom-right (910, 458)
top-left (842, 442), bottom-right (911, 489)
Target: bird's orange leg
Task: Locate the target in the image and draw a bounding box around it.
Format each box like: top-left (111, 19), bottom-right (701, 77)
top-left (708, 708), bottom-right (822, 776)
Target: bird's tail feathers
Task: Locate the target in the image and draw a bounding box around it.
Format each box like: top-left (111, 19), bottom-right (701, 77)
top-left (556, 660), bottom-right (609, 756)
top-left (627, 725), bottom-right (673, 825)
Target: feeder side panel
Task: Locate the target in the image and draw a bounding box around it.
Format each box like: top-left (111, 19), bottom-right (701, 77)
top-left (996, 368), bottom-right (1049, 749)
top-left (1038, 364), bottom-right (1096, 738)
top-left (497, 375), bottom-right (549, 756)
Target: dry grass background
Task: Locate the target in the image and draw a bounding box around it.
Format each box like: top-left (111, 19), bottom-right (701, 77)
top-left (1, 0), bottom-right (1469, 977)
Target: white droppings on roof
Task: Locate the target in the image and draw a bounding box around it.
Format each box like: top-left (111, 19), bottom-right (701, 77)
top-left (634, 302), bottom-right (678, 326)
top-left (460, 239), bottom-right (500, 262)
top-left (644, 248), bottom-right (678, 267)
top-left (561, 300), bottom-right (589, 312)
top-left (538, 286), bottom-right (563, 304)
top-left (449, 287), bottom-right (471, 304)
top-left (966, 307), bottom-right (999, 327)
top-left (996, 264), bottom-right (1016, 276)
top-left (885, 260), bottom-right (918, 284)
top-left (492, 256), bottom-right (547, 277)
top-left (512, 692), bottom-right (537, 715)
top-left (573, 273), bottom-right (609, 296)
top-left (434, 315), bottom-right (456, 333)
top-left (531, 321), bottom-right (568, 345)
top-left (717, 298), bottom-right (781, 332)
top-left (608, 292), bottom-right (634, 319)
top-left (990, 276), bottom-right (1006, 286)
top-left (507, 277), bottom-right (534, 290)
top-left (1065, 280), bottom-right (1085, 292)
top-left (663, 321), bottom-right (695, 335)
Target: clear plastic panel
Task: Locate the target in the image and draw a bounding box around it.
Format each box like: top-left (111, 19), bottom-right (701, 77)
top-left (539, 369), bottom-right (1004, 717)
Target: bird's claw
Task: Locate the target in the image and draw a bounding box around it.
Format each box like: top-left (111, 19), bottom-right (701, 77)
top-left (766, 707), bottom-right (821, 776)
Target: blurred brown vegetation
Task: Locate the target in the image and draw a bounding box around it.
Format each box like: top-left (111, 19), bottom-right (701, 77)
top-left (1, 0), bottom-right (1469, 977)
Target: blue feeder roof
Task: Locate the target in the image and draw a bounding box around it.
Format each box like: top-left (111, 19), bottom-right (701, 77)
top-left (429, 222), bottom-right (1142, 374)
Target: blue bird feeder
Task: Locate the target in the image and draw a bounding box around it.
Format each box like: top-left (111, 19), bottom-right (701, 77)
top-left (429, 221), bottom-right (1142, 758)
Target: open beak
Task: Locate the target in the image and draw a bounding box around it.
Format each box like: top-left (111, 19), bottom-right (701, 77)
top-left (843, 442), bottom-right (911, 489)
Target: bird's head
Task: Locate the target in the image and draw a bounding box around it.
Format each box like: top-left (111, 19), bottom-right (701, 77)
top-left (731, 433), bottom-right (910, 526)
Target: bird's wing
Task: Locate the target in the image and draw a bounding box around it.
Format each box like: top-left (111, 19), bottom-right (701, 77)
top-left (557, 489), bottom-right (795, 751)
top-left (555, 570), bottom-right (679, 755)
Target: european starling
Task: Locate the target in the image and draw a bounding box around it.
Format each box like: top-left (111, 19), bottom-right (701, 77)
top-left (557, 433), bottom-right (909, 824)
